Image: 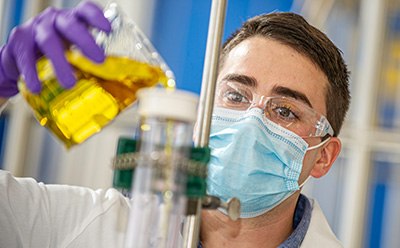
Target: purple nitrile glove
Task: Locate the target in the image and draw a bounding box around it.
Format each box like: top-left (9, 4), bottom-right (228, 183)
top-left (0, 1), bottom-right (111, 97)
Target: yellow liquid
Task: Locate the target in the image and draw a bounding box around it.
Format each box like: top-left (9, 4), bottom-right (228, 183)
top-left (19, 51), bottom-right (171, 148)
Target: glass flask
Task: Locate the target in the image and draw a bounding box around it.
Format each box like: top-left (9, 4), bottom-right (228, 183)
top-left (18, 2), bottom-right (175, 148)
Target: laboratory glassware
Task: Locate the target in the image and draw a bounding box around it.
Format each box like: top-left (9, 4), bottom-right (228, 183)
top-left (18, 2), bottom-right (174, 148)
top-left (124, 88), bottom-right (198, 248)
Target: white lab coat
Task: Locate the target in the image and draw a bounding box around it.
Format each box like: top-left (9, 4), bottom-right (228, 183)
top-left (301, 199), bottom-right (343, 247)
top-left (0, 170), bottom-right (341, 248)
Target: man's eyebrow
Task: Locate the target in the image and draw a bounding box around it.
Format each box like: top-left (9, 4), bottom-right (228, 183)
top-left (220, 73), bottom-right (257, 87)
top-left (271, 85), bottom-right (313, 107)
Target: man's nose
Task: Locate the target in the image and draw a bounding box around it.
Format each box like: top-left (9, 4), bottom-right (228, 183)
top-left (248, 94), bottom-right (266, 111)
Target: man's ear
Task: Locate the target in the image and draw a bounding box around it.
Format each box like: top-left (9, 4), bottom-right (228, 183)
top-left (310, 137), bottom-right (341, 178)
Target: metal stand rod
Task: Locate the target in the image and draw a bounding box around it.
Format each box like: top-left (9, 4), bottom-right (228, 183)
top-left (194, 0), bottom-right (227, 148)
top-left (182, 0), bottom-right (227, 247)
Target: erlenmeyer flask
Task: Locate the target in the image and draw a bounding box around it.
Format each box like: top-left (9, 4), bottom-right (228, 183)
top-left (18, 2), bottom-right (175, 149)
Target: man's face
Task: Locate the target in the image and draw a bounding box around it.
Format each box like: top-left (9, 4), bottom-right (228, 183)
top-left (217, 36), bottom-right (330, 180)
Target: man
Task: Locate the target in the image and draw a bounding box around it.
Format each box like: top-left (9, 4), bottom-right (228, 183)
top-left (201, 12), bottom-right (349, 247)
top-left (0, 1), bottom-right (350, 247)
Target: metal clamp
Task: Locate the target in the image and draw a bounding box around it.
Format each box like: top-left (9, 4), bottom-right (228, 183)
top-left (202, 195), bottom-right (241, 221)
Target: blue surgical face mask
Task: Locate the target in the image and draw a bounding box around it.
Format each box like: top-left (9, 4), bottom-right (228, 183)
top-left (207, 107), bottom-right (327, 218)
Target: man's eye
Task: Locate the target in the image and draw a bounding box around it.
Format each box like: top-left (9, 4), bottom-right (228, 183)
top-left (224, 91), bottom-right (249, 104)
top-left (273, 106), bottom-right (298, 121)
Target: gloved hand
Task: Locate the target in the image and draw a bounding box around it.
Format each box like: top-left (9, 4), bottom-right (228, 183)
top-left (0, 1), bottom-right (111, 97)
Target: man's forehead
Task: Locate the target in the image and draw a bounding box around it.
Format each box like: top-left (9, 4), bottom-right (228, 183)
top-left (228, 41), bottom-right (251, 57)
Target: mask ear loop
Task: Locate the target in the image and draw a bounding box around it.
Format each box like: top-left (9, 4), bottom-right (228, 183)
top-left (299, 137), bottom-right (332, 189)
top-left (299, 175), bottom-right (312, 188)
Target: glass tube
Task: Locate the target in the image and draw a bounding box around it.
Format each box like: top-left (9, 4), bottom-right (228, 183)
top-left (124, 115), bottom-right (193, 248)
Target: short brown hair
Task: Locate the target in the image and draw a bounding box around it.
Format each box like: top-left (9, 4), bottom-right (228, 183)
top-left (220, 12), bottom-right (350, 136)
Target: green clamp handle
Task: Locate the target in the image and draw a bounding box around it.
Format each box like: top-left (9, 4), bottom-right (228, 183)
top-left (186, 147), bottom-right (210, 198)
top-left (112, 137), bottom-right (137, 190)
top-left (112, 136), bottom-right (211, 198)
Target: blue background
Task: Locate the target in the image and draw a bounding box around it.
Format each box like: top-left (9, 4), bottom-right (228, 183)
top-left (151, 0), bottom-right (293, 94)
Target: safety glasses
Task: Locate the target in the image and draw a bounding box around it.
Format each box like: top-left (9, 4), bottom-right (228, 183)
top-left (215, 81), bottom-right (334, 138)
